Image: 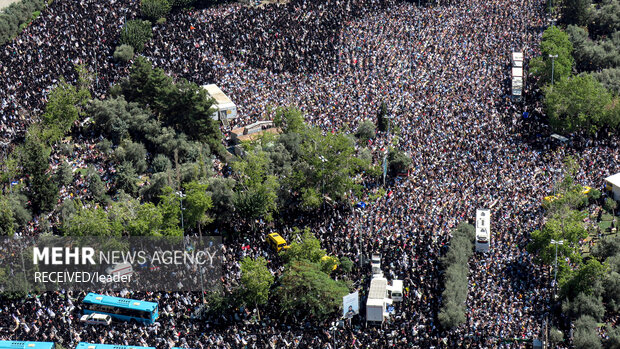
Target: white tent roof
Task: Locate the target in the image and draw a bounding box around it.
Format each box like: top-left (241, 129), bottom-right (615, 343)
top-left (605, 173), bottom-right (620, 187)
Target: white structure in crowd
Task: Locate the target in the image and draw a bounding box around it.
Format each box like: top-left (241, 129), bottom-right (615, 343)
top-left (475, 209), bottom-right (491, 253)
top-left (365, 253), bottom-right (403, 326)
top-left (511, 52), bottom-right (524, 101)
top-left (202, 84), bottom-right (237, 121)
top-left (605, 173), bottom-right (620, 201)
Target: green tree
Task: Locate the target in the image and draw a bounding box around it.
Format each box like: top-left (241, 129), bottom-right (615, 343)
top-left (376, 102), bottom-right (389, 132)
top-left (530, 26), bottom-right (574, 86)
top-left (157, 187), bottom-right (183, 236)
top-left (120, 20), bottom-right (153, 53)
top-left (355, 120), bottom-right (376, 144)
top-left (388, 148), bottom-right (411, 175)
top-left (20, 131), bottom-right (58, 213)
top-left (62, 201), bottom-right (113, 236)
top-left (561, 0), bottom-right (592, 26)
top-left (113, 44), bottom-right (134, 63)
top-left (141, 0), bottom-right (171, 22)
top-left (282, 228), bottom-right (327, 263)
top-left (549, 327), bottom-right (564, 343)
top-left (239, 257), bottom-right (274, 309)
top-left (273, 106), bottom-right (305, 134)
top-left (605, 197), bottom-right (618, 214)
top-left (184, 181), bottom-right (213, 235)
top-left (0, 194), bottom-right (15, 236)
top-left (561, 259), bottom-right (607, 299)
top-left (573, 315), bottom-right (602, 349)
top-left (233, 150), bottom-right (278, 223)
top-left (41, 77), bottom-right (89, 143)
top-left (544, 74), bottom-right (613, 133)
top-left (129, 202), bottom-right (164, 235)
top-left (277, 260), bottom-right (349, 321)
top-left (87, 167), bottom-right (107, 203)
top-left (115, 161), bottom-right (139, 196)
top-left (608, 325), bottom-right (620, 349)
top-left (55, 161), bottom-right (74, 188)
top-left (562, 292), bottom-right (605, 320)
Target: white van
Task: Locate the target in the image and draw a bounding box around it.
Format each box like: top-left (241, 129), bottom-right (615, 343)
top-left (80, 313), bottom-right (112, 325)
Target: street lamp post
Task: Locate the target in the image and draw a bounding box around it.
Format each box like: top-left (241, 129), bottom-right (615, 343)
top-left (319, 155), bottom-right (327, 196)
top-left (176, 191), bottom-right (186, 232)
top-left (549, 54), bottom-right (558, 86)
top-left (330, 322), bottom-right (338, 349)
top-left (550, 239), bottom-right (564, 301)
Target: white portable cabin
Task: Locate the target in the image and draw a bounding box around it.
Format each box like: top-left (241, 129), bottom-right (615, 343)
top-left (511, 52), bottom-right (524, 68)
top-left (387, 280), bottom-right (403, 302)
top-left (605, 173), bottom-right (620, 202)
top-left (202, 84), bottom-right (237, 121)
top-left (511, 67), bottom-right (523, 79)
top-left (475, 209), bottom-right (491, 253)
top-left (512, 77), bottom-right (523, 98)
top-left (371, 253), bottom-right (382, 276)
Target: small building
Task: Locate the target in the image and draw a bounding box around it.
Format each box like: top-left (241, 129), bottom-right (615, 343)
top-left (202, 84), bottom-right (237, 121)
top-left (605, 173), bottom-right (620, 201)
top-left (230, 121), bottom-right (281, 142)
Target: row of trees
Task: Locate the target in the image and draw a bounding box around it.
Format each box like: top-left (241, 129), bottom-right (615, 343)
top-left (531, 26), bottom-right (620, 133)
top-left (527, 157), bottom-right (620, 348)
top-left (0, 0), bottom-right (45, 45)
top-left (438, 223), bottom-right (475, 329)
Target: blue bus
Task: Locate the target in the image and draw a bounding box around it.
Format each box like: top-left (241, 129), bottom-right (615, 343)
top-left (82, 293), bottom-right (159, 324)
top-left (76, 344), bottom-right (155, 349)
top-left (0, 342), bottom-right (55, 349)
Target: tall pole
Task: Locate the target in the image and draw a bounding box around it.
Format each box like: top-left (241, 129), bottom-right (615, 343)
top-left (550, 239), bottom-right (563, 301)
top-left (549, 54), bottom-right (558, 86)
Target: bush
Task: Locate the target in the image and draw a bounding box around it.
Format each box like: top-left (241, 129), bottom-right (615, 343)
top-left (549, 327), bottom-right (564, 343)
top-left (605, 197), bottom-right (618, 214)
top-left (0, 0), bottom-right (45, 45)
top-left (355, 120), bottom-right (376, 144)
top-left (562, 292), bottom-right (605, 321)
top-left (573, 315), bottom-right (602, 349)
top-left (141, 0), bottom-right (171, 22)
top-left (113, 44), bottom-right (135, 63)
top-left (120, 20), bottom-right (153, 53)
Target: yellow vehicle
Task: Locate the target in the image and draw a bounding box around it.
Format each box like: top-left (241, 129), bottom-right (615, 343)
top-left (266, 233), bottom-right (289, 252)
top-left (543, 186), bottom-right (592, 204)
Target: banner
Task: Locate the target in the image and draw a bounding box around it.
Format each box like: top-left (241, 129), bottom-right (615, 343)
top-left (343, 291), bottom-right (359, 318)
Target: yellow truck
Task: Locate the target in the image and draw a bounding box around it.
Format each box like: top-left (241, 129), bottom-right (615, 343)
top-left (266, 233), bottom-right (289, 252)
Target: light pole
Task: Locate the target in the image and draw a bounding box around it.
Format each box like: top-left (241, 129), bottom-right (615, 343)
top-left (549, 54), bottom-right (558, 86)
top-left (176, 191), bottom-right (186, 232)
top-left (550, 239), bottom-right (563, 300)
top-left (319, 155), bottom-right (327, 196)
top-left (330, 322), bottom-right (338, 349)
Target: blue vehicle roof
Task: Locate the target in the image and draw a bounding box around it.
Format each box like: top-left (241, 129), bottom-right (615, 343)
top-left (76, 343), bottom-right (155, 349)
top-left (0, 342), bottom-right (55, 349)
top-left (82, 293), bottom-right (158, 312)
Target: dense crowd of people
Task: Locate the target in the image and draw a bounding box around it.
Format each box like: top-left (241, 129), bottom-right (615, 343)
top-left (1, 0), bottom-right (620, 347)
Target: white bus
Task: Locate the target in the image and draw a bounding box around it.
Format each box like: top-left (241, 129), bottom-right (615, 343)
top-left (475, 209), bottom-right (491, 252)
